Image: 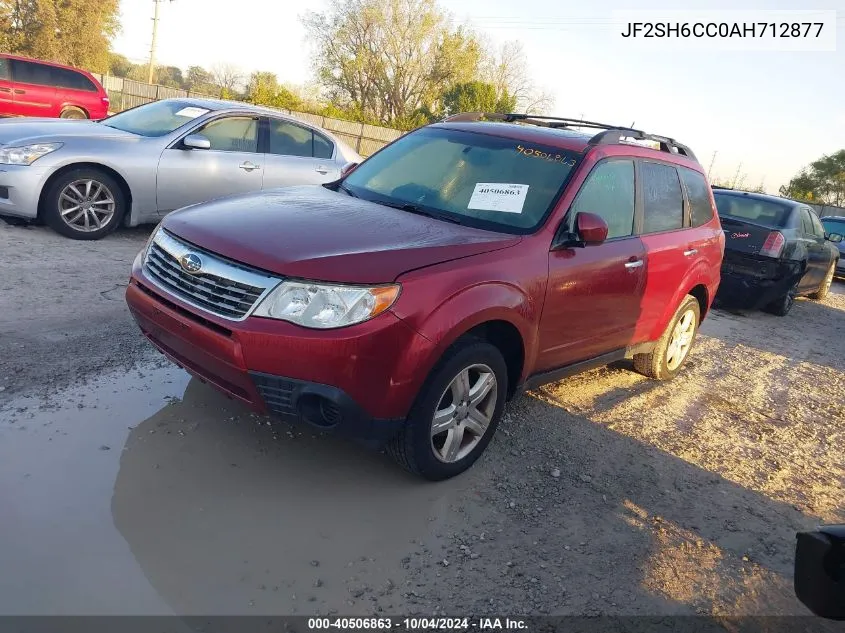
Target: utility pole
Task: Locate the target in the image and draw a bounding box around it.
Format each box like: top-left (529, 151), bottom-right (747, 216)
top-left (147, 0), bottom-right (172, 84)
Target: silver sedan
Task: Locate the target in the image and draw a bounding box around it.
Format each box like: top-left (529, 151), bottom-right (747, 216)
top-left (0, 98), bottom-right (363, 239)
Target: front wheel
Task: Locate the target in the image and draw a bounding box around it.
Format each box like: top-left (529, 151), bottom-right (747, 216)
top-left (633, 295), bottom-right (700, 381)
top-left (808, 262), bottom-right (835, 300)
top-left (387, 339), bottom-right (508, 480)
top-left (42, 168), bottom-right (126, 240)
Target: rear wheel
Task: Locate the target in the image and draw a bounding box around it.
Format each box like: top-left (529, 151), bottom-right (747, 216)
top-left (764, 283), bottom-right (797, 316)
top-left (42, 168), bottom-right (125, 240)
top-left (809, 262), bottom-right (835, 300)
top-left (633, 295), bottom-right (700, 381)
top-left (387, 339), bottom-right (507, 481)
top-left (60, 106), bottom-right (88, 119)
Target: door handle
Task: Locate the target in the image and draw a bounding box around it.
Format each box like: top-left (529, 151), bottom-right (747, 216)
top-left (315, 166), bottom-right (329, 175)
top-left (239, 162), bottom-right (260, 172)
top-left (683, 248), bottom-right (698, 256)
top-left (624, 260), bottom-right (644, 269)
top-left (0, 87), bottom-right (10, 93)
top-left (13, 89), bottom-right (25, 94)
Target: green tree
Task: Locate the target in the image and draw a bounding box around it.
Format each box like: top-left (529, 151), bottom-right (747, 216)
top-left (302, 0), bottom-right (484, 128)
top-left (780, 150), bottom-right (845, 206)
top-left (156, 65), bottom-right (185, 89)
top-left (1, 0), bottom-right (120, 72)
top-left (107, 52), bottom-right (135, 77)
top-left (185, 66), bottom-right (214, 94)
top-left (440, 81), bottom-right (516, 116)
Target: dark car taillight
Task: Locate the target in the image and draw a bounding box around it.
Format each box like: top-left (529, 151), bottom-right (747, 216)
top-left (760, 231), bottom-right (785, 258)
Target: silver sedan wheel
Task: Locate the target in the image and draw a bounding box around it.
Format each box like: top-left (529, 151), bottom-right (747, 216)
top-left (665, 308), bottom-right (696, 371)
top-left (58, 179), bottom-right (116, 232)
top-left (430, 363), bottom-right (497, 463)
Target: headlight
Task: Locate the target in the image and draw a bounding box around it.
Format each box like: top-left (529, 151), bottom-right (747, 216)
top-left (0, 142), bottom-right (62, 165)
top-left (140, 223), bottom-right (162, 264)
top-left (253, 280), bottom-right (401, 329)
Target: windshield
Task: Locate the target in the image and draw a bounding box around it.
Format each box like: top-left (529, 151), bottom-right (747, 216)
top-left (100, 100), bottom-right (211, 137)
top-left (342, 127), bottom-right (580, 234)
top-left (822, 218), bottom-right (845, 235)
top-left (714, 194), bottom-right (792, 229)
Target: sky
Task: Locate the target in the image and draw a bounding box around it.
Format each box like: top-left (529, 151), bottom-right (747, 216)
top-left (112, 0), bottom-right (845, 193)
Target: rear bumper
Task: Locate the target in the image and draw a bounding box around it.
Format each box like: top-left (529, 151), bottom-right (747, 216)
top-left (125, 260), bottom-right (436, 444)
top-left (716, 270), bottom-right (802, 309)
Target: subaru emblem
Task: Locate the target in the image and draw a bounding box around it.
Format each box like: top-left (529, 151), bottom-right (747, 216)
top-left (179, 253), bottom-right (203, 274)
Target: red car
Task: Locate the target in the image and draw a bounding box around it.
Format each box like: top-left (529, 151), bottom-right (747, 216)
top-left (0, 54), bottom-right (109, 119)
top-left (125, 113), bottom-right (724, 480)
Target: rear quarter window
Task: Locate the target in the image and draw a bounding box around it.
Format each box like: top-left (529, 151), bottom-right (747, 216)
top-left (0, 57), bottom-right (9, 81)
top-left (678, 167), bottom-right (714, 227)
top-left (52, 67), bottom-right (97, 92)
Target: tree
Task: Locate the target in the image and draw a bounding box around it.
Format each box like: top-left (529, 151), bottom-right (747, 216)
top-left (780, 150), bottom-right (845, 206)
top-left (210, 63), bottom-right (244, 98)
top-left (107, 52), bottom-right (135, 78)
top-left (1, 0), bottom-right (120, 73)
top-left (156, 65), bottom-right (185, 89)
top-left (185, 66), bottom-right (214, 94)
top-left (440, 81), bottom-right (516, 116)
top-left (482, 40), bottom-right (553, 114)
top-left (302, 0), bottom-right (484, 128)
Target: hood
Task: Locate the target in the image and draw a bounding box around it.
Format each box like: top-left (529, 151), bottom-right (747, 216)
top-left (0, 118), bottom-right (136, 145)
top-left (162, 186), bottom-right (521, 284)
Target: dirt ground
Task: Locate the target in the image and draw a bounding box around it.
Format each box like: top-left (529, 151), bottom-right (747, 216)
top-left (1, 221), bottom-right (843, 619)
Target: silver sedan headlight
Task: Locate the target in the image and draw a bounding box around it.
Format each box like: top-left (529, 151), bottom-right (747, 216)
top-left (0, 142), bottom-right (63, 165)
top-left (253, 280), bottom-right (401, 329)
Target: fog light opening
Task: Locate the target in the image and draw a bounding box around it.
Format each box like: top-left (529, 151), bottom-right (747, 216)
top-left (297, 394), bottom-right (342, 429)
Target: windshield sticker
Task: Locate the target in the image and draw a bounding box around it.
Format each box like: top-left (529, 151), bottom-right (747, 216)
top-left (174, 106), bottom-right (210, 118)
top-left (468, 183), bottom-right (529, 214)
top-left (516, 145), bottom-right (577, 167)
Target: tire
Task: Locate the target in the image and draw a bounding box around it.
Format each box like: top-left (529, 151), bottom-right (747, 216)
top-left (763, 283), bottom-right (797, 316)
top-left (633, 295), bottom-right (700, 381)
top-left (42, 168), bottom-right (126, 240)
top-left (60, 106), bottom-right (88, 119)
top-left (386, 338), bottom-right (508, 481)
top-left (808, 261), bottom-right (835, 300)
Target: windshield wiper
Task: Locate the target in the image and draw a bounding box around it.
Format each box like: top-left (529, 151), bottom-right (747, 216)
top-left (378, 200), bottom-right (462, 224)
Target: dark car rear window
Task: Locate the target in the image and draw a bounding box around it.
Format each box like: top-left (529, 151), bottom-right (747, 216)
top-left (714, 194), bottom-right (793, 228)
top-left (342, 127), bottom-right (580, 234)
top-left (822, 218), bottom-right (845, 235)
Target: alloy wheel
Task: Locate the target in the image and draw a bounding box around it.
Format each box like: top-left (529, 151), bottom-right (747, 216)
top-left (58, 179), bottom-right (116, 232)
top-left (430, 364), bottom-right (497, 463)
top-left (665, 309), bottom-right (696, 371)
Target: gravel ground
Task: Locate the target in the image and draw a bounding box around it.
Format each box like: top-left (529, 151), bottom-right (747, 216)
top-left (1, 222), bottom-right (843, 619)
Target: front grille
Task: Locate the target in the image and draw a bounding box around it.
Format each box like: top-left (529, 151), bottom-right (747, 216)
top-left (251, 373), bottom-right (297, 416)
top-left (143, 230), bottom-right (280, 320)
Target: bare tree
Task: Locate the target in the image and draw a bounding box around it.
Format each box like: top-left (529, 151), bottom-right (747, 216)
top-left (210, 63), bottom-right (245, 97)
top-left (482, 40), bottom-right (554, 114)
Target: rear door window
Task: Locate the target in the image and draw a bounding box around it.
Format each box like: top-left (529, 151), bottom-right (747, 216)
top-left (268, 119), bottom-right (314, 157)
top-left (678, 167), bottom-right (713, 227)
top-left (10, 59), bottom-right (54, 86)
top-left (641, 161), bottom-right (684, 233)
top-left (569, 159), bottom-right (635, 239)
top-left (800, 208), bottom-right (815, 236)
top-left (0, 57), bottom-right (9, 81)
top-left (197, 116), bottom-right (259, 153)
top-left (809, 211), bottom-right (826, 238)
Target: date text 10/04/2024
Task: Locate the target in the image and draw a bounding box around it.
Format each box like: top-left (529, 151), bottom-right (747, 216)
top-left (307, 617), bottom-right (529, 630)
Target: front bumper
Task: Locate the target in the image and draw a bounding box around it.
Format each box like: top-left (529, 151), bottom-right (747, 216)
top-left (125, 260), bottom-right (436, 444)
top-left (0, 163), bottom-right (49, 220)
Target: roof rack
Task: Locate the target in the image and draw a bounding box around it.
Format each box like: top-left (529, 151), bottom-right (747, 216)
top-left (443, 112), bottom-right (697, 162)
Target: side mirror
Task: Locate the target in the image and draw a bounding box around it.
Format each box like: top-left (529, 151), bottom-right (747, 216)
top-left (183, 134), bottom-right (211, 150)
top-left (825, 232), bottom-right (844, 243)
top-left (575, 212), bottom-right (609, 245)
top-left (795, 525), bottom-right (845, 620)
top-left (340, 162), bottom-right (359, 178)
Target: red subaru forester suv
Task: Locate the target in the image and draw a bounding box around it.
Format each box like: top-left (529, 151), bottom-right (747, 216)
top-left (126, 113), bottom-right (724, 480)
